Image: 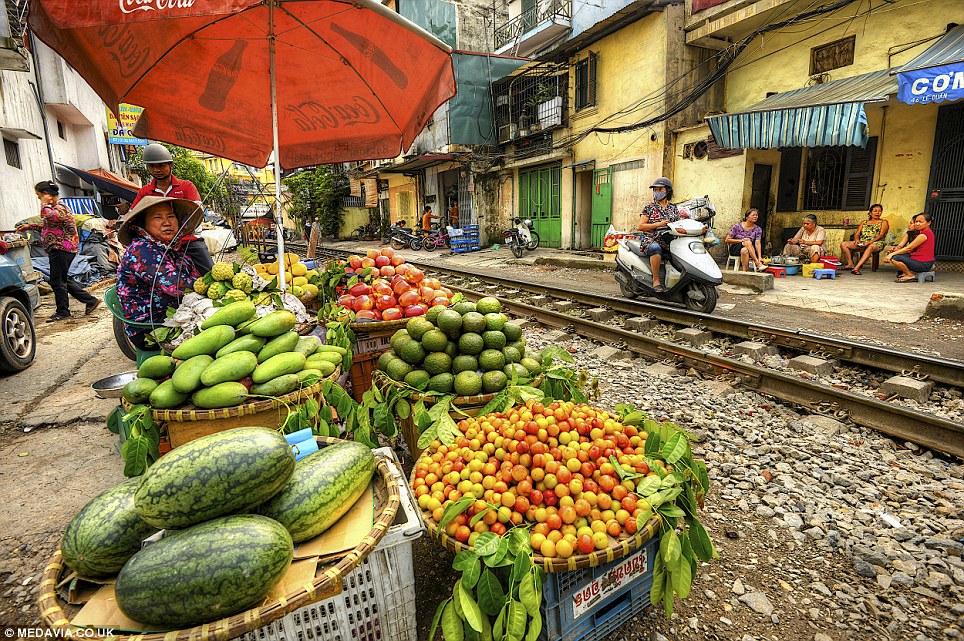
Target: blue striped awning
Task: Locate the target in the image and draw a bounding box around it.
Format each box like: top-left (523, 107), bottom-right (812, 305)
top-left (61, 197), bottom-right (98, 215)
top-left (707, 69), bottom-right (898, 149)
top-left (894, 25), bottom-right (964, 105)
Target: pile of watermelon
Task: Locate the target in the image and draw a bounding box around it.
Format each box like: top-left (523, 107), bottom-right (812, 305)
top-left (333, 248), bottom-right (455, 321)
top-left (60, 429), bottom-right (376, 629)
top-left (123, 301), bottom-right (348, 411)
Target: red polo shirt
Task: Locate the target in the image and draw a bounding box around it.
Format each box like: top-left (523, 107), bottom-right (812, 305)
top-left (131, 175), bottom-right (202, 206)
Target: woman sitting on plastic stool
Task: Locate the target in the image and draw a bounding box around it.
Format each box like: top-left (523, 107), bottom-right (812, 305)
top-left (885, 213), bottom-right (935, 283)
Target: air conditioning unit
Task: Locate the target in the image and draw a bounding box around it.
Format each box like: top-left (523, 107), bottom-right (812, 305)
top-left (498, 124), bottom-right (518, 143)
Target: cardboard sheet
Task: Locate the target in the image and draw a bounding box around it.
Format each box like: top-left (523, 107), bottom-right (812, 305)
top-left (293, 481), bottom-right (375, 560)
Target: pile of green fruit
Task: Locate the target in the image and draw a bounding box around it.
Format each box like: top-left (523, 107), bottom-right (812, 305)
top-left (59, 429), bottom-right (375, 629)
top-left (377, 297), bottom-right (541, 396)
top-left (122, 300), bottom-right (346, 410)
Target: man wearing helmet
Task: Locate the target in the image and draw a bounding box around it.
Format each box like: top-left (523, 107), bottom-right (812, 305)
top-left (637, 177), bottom-right (680, 292)
top-left (128, 143), bottom-right (213, 272)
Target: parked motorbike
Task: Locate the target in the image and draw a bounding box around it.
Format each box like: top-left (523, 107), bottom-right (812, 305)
top-left (501, 217), bottom-right (540, 258)
top-left (382, 220), bottom-right (409, 245)
top-left (389, 223), bottom-right (424, 251)
top-left (614, 197), bottom-right (722, 313)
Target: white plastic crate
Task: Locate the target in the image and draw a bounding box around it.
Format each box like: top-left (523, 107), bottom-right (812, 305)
top-left (237, 447), bottom-right (423, 641)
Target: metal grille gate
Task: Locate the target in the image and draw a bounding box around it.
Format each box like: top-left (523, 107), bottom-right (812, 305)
top-left (927, 103), bottom-right (964, 260)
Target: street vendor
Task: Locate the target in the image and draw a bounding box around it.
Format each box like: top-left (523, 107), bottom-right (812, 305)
top-left (116, 196), bottom-right (209, 349)
top-left (131, 143), bottom-right (214, 272)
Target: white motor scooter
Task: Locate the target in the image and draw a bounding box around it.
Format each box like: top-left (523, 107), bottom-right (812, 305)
top-left (614, 200), bottom-right (723, 313)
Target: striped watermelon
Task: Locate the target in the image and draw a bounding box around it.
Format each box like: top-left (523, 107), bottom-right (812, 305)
top-left (115, 514), bottom-right (293, 628)
top-left (135, 427), bottom-right (295, 529)
top-left (61, 477), bottom-right (159, 578)
top-left (259, 441), bottom-right (376, 542)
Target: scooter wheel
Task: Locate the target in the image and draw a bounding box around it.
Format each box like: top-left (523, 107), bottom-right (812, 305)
top-left (511, 242), bottom-right (523, 258)
top-left (618, 279), bottom-right (637, 300)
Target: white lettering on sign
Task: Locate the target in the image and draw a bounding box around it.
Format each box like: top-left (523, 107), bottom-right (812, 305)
top-left (571, 548), bottom-right (649, 620)
top-left (912, 78), bottom-right (929, 95)
top-left (910, 71), bottom-right (964, 96)
top-left (119, 0), bottom-right (197, 15)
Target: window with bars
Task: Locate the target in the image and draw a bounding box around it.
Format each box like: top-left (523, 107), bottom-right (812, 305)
top-left (801, 138), bottom-right (877, 211)
top-left (4, 138), bottom-right (21, 169)
top-left (574, 52), bottom-right (597, 111)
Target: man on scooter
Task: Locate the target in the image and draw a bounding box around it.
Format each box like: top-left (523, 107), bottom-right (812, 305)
top-left (637, 177), bottom-right (680, 292)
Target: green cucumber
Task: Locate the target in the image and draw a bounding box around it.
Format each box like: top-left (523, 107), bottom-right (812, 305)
top-left (123, 378), bottom-right (158, 404)
top-left (200, 300), bottom-right (256, 330)
top-left (200, 351), bottom-right (258, 387)
top-left (171, 326), bottom-right (236, 360)
top-left (138, 355), bottom-right (176, 379)
top-left (259, 441), bottom-right (376, 543)
top-left (257, 331), bottom-right (300, 363)
top-left (191, 381), bottom-right (249, 409)
top-left (294, 336), bottom-right (321, 357)
top-left (248, 310), bottom-right (298, 337)
top-left (315, 344), bottom-right (348, 357)
top-left (149, 379), bottom-right (188, 409)
top-left (252, 352), bottom-right (307, 384)
top-left (216, 334), bottom-right (266, 359)
top-left (134, 427), bottom-right (295, 529)
top-left (249, 374), bottom-right (301, 397)
top-left (304, 358), bottom-right (336, 377)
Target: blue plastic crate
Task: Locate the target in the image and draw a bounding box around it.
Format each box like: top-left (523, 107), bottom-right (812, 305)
top-left (539, 535), bottom-right (659, 641)
top-left (462, 224), bottom-right (480, 231)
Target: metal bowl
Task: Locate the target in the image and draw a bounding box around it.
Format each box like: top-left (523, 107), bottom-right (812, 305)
top-left (92, 371), bottom-right (139, 399)
top-left (770, 255), bottom-right (785, 265)
top-left (783, 255), bottom-right (801, 265)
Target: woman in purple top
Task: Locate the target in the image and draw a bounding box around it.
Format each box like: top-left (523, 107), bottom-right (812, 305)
top-left (724, 208), bottom-right (764, 271)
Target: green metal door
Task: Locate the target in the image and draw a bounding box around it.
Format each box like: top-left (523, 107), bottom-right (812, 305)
top-left (519, 163), bottom-right (562, 248)
top-left (590, 167), bottom-right (612, 248)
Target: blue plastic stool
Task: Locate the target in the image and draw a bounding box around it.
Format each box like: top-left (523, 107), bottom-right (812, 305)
top-left (917, 271), bottom-right (935, 283)
top-left (813, 268), bottom-right (836, 280)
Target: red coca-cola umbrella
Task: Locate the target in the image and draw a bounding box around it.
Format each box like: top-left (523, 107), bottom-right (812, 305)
top-left (28, 0), bottom-right (456, 286)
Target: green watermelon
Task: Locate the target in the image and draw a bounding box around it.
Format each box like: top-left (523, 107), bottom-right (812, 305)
top-left (60, 477), bottom-right (159, 578)
top-left (115, 514), bottom-right (293, 628)
top-left (135, 427), bottom-right (295, 529)
top-left (259, 441), bottom-right (376, 543)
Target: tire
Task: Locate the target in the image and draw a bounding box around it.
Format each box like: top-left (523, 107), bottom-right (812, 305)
top-left (0, 297), bottom-right (35, 373)
top-left (381, 234), bottom-right (391, 245)
top-left (684, 283), bottom-right (718, 314)
top-left (511, 240), bottom-right (523, 258)
top-left (526, 231), bottom-right (540, 251)
top-left (409, 237), bottom-right (423, 251)
top-left (422, 238), bottom-right (437, 252)
top-left (113, 315), bottom-right (138, 361)
top-left (617, 278), bottom-right (638, 300)
top-left (391, 236), bottom-right (406, 250)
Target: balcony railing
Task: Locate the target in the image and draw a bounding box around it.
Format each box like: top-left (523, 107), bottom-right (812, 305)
top-left (492, 63), bottom-right (567, 145)
top-left (494, 0), bottom-right (572, 51)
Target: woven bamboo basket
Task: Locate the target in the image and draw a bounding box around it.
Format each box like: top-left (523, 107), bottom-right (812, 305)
top-left (122, 367), bottom-right (340, 447)
top-left (409, 462), bottom-right (661, 573)
top-left (38, 438), bottom-right (401, 640)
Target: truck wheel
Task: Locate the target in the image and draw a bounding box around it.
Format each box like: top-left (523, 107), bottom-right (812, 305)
top-left (0, 297), bottom-right (35, 373)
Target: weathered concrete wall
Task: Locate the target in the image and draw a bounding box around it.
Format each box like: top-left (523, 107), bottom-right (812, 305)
top-left (339, 207), bottom-right (372, 238)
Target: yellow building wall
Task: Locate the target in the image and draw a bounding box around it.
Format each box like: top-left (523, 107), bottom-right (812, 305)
top-left (724, 0), bottom-right (964, 113)
top-left (340, 207), bottom-right (372, 237)
top-left (387, 175), bottom-right (417, 225)
top-left (570, 12), bottom-right (669, 235)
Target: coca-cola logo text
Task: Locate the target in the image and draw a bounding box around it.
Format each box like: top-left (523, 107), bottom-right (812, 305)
top-left (173, 125), bottom-right (226, 153)
top-left (99, 23), bottom-right (151, 78)
top-left (286, 97), bottom-right (381, 132)
top-left (119, 0), bottom-right (197, 14)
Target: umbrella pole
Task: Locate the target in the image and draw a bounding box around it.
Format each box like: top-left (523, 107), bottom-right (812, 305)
top-left (269, 0), bottom-right (286, 291)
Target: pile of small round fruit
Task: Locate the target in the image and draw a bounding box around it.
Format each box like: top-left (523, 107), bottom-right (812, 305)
top-left (412, 401), bottom-right (664, 558)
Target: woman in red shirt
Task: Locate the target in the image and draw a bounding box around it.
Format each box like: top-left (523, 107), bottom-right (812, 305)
top-left (884, 212), bottom-right (935, 283)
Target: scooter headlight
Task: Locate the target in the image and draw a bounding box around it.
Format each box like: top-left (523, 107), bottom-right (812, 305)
top-left (688, 241), bottom-right (707, 254)
top-left (524, 219), bottom-right (533, 228)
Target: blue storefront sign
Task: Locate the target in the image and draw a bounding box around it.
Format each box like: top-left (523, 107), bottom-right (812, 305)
top-left (898, 62), bottom-right (964, 105)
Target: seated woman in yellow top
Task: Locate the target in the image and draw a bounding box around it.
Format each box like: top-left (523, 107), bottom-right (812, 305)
top-left (782, 214), bottom-right (826, 262)
top-left (840, 204), bottom-right (889, 275)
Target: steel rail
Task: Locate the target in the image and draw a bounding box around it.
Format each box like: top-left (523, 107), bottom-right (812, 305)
top-left (314, 248), bottom-right (962, 387)
top-left (451, 289), bottom-right (964, 460)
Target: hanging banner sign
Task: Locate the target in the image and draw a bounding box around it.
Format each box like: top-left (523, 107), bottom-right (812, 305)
top-left (107, 104), bottom-right (148, 145)
top-left (897, 63), bottom-right (964, 105)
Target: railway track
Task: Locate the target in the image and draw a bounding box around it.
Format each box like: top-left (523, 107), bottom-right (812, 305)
top-left (311, 246), bottom-right (964, 459)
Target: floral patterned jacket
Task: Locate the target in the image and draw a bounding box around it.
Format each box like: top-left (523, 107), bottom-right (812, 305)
top-left (117, 227), bottom-right (200, 337)
top-left (25, 202), bottom-right (80, 252)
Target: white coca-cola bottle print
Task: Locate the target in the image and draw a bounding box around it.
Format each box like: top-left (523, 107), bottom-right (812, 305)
top-left (199, 41), bottom-right (247, 112)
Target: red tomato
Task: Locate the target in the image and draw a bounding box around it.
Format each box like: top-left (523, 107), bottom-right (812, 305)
top-left (338, 294), bottom-right (355, 308)
top-left (405, 267), bottom-right (425, 284)
top-left (355, 309), bottom-right (377, 320)
top-left (398, 289), bottom-right (421, 307)
top-left (380, 266), bottom-right (396, 278)
top-left (432, 297), bottom-right (451, 307)
top-left (380, 247), bottom-right (394, 258)
top-left (381, 307), bottom-right (403, 321)
top-left (403, 304), bottom-right (428, 318)
top-left (375, 255), bottom-right (390, 267)
top-left (348, 256), bottom-right (362, 268)
top-left (365, 249), bottom-right (380, 259)
top-left (375, 294), bottom-right (397, 311)
top-left (352, 295), bottom-right (374, 311)
top-left (348, 282), bottom-right (370, 297)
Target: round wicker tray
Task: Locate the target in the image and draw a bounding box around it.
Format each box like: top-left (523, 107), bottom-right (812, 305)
top-left (38, 437), bottom-right (401, 640)
top-left (409, 436), bottom-right (659, 573)
top-left (348, 316), bottom-right (409, 335)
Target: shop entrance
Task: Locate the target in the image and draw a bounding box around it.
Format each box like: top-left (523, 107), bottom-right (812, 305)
top-left (519, 163), bottom-right (562, 247)
top-left (927, 102), bottom-right (964, 260)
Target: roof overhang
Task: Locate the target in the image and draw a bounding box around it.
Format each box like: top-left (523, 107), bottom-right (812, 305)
top-left (377, 153), bottom-right (461, 174)
top-left (706, 69), bottom-right (897, 149)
